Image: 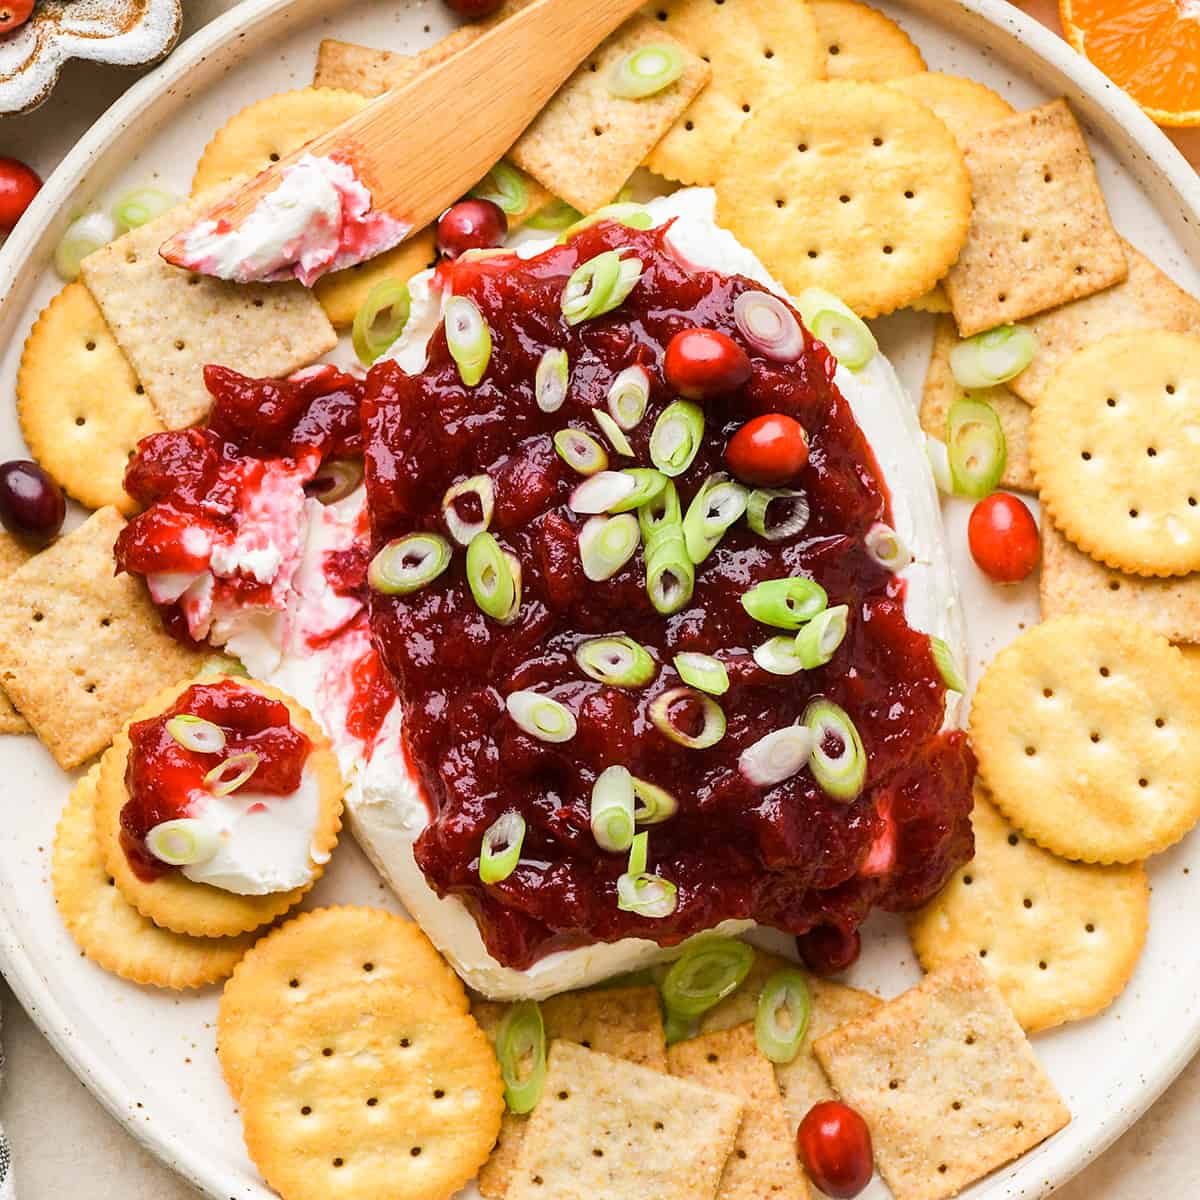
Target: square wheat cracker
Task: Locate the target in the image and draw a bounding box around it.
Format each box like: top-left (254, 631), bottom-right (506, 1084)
top-left (314, 39), bottom-right (423, 94)
top-left (0, 534), bottom-right (31, 733)
top-left (79, 192), bottom-right (336, 430)
top-left (815, 956), bottom-right (1070, 1200)
top-left (506, 1040), bottom-right (742, 1200)
top-left (0, 508), bottom-right (203, 768)
top-left (944, 99), bottom-right (1126, 337)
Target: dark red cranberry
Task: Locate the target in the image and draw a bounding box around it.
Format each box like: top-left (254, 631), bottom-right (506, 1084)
top-left (797, 1101), bottom-right (874, 1198)
top-left (968, 492), bottom-right (1039, 583)
top-left (664, 327), bottom-right (751, 399)
top-left (0, 156), bottom-right (40, 232)
top-left (0, 460), bottom-right (64, 542)
top-left (797, 925), bottom-right (861, 977)
top-left (0, 0), bottom-right (33, 36)
top-left (443, 0), bottom-right (504, 15)
top-left (726, 413), bottom-right (809, 485)
top-left (436, 198), bottom-right (507, 259)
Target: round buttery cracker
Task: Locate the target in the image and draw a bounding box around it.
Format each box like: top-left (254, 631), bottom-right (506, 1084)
top-left (970, 616), bottom-right (1200, 863)
top-left (810, 0), bottom-right (926, 81)
top-left (17, 283), bottom-right (162, 516)
top-left (714, 79), bottom-right (971, 317)
top-left (885, 73), bottom-right (1014, 145)
top-left (1032, 332), bottom-right (1200, 577)
top-left (218, 906), bottom-right (468, 1099)
top-left (313, 229), bottom-right (438, 329)
top-left (910, 790), bottom-right (1148, 1033)
top-left (240, 982), bottom-right (503, 1200)
top-left (53, 763), bottom-right (256, 988)
top-left (97, 675), bottom-right (344, 938)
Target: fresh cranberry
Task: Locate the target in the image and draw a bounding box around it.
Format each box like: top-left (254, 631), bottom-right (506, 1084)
top-left (725, 413), bottom-right (809, 485)
top-left (797, 925), bottom-right (861, 976)
top-left (0, 156), bottom-right (40, 232)
top-left (0, 0), bottom-right (33, 35)
top-left (968, 492), bottom-right (1039, 583)
top-left (797, 1101), bottom-right (874, 1198)
top-left (0, 460), bottom-right (64, 542)
top-left (443, 0), bottom-right (504, 15)
top-left (664, 327), bottom-right (751, 400)
top-left (436, 198), bottom-right (507, 259)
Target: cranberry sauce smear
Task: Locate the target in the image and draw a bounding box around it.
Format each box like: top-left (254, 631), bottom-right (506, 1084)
top-left (363, 219), bottom-right (975, 969)
top-left (121, 680), bottom-right (311, 881)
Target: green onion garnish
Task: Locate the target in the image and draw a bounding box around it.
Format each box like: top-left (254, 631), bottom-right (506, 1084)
top-left (575, 635), bottom-right (657, 687)
top-left (628, 829), bottom-right (649, 875)
top-left (637, 479), bottom-right (682, 543)
top-left (664, 1008), bottom-right (697, 1046)
top-left (594, 408), bottom-right (635, 457)
top-left (579, 514), bottom-right (640, 581)
top-left (616, 832), bottom-right (678, 919)
top-left (145, 818), bottom-right (220, 867)
top-left (673, 651), bottom-right (729, 696)
top-left (442, 474), bottom-right (495, 546)
top-left (683, 473), bottom-right (749, 563)
top-left (650, 400), bottom-right (704, 477)
top-left (797, 287), bottom-right (878, 371)
top-left (505, 690), bottom-right (577, 743)
top-left (112, 187), bottom-right (179, 232)
top-left (204, 751), bottom-right (260, 797)
top-left (607, 365), bottom-right (651, 429)
top-left (466, 532), bottom-right (520, 621)
top-left (925, 433), bottom-right (955, 496)
top-left (662, 936), bottom-right (754, 1018)
top-left (733, 290), bottom-right (804, 362)
top-left (804, 698), bottom-right (867, 802)
top-left (631, 776), bottom-right (678, 824)
top-left (610, 469), bottom-right (668, 513)
top-left (54, 211), bottom-right (116, 281)
top-left (199, 653), bottom-right (247, 678)
top-left (479, 811), bottom-right (526, 884)
top-left (308, 458), bottom-right (364, 505)
top-left (649, 686), bottom-right (726, 749)
top-left (444, 295), bottom-right (492, 386)
top-left (930, 635), bottom-right (967, 693)
top-left (166, 714), bottom-right (226, 755)
top-left (950, 323), bottom-right (1038, 389)
top-left (741, 577), bottom-right (828, 629)
top-left (864, 522), bottom-right (912, 572)
top-left (470, 160), bottom-right (529, 215)
top-left (570, 471), bottom-right (639, 514)
top-left (352, 278), bottom-right (411, 366)
top-left (557, 202), bottom-right (654, 243)
top-left (794, 604), bottom-right (849, 668)
top-left (554, 428), bottom-right (609, 476)
top-left (646, 529), bottom-right (695, 615)
top-left (755, 968), bottom-right (812, 1063)
top-left (496, 999), bottom-right (546, 1113)
top-left (590, 764), bottom-right (636, 852)
top-left (535, 348), bottom-right (570, 413)
top-left (746, 487), bottom-right (810, 541)
top-left (526, 198), bottom-right (584, 232)
top-left (608, 43), bottom-right (685, 98)
top-left (368, 533), bottom-right (452, 595)
top-left (753, 636), bottom-right (806, 676)
top-left (946, 396), bottom-right (1007, 500)
top-left (562, 250), bottom-right (643, 325)
top-left (739, 725), bottom-right (813, 787)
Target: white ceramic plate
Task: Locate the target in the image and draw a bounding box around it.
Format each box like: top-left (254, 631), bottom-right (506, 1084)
top-left (0, 2), bottom-right (1197, 1197)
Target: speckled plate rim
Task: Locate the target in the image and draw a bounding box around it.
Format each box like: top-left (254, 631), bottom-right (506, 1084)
top-left (0, 1), bottom-right (1197, 1196)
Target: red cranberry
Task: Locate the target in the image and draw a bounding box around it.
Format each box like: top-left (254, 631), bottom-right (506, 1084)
top-left (0, 156), bottom-right (40, 232)
top-left (436, 198), bottom-right (507, 259)
top-left (443, 0), bottom-right (504, 15)
top-left (0, 0), bottom-right (33, 34)
top-left (664, 327), bottom-right (751, 400)
top-left (726, 413), bottom-right (809, 485)
top-left (0, 460), bottom-right (65, 542)
top-left (968, 492), bottom-right (1039, 583)
top-left (797, 1101), bottom-right (874, 1198)
top-left (797, 925), bottom-right (861, 977)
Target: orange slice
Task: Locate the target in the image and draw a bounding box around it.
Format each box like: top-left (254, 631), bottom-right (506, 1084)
top-left (1059, 0), bottom-right (1200, 127)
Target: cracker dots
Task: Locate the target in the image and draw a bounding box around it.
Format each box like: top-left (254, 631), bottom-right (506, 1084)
top-left (810, 0), bottom-right (926, 81)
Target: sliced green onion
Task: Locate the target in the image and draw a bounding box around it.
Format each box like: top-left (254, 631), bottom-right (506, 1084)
top-left (368, 533), bottom-right (452, 595)
top-left (638, 480), bottom-right (682, 543)
top-left (804, 698), bottom-right (867, 802)
top-left (204, 751), bottom-right (260, 797)
top-left (607, 365), bottom-right (651, 429)
top-left (570, 470), bottom-right (638, 514)
top-left (662, 936), bottom-right (754, 1018)
top-left (145, 818), bottom-right (219, 867)
top-left (794, 604), bottom-right (849, 668)
top-left (479, 811), bottom-right (526, 884)
top-left (442, 474), bottom-right (495, 545)
top-left (561, 250), bottom-right (643, 325)
top-left (575, 636), bottom-right (656, 687)
top-left (506, 690), bottom-right (577, 743)
top-left (307, 458), bottom-right (364, 505)
top-left (950, 324), bottom-right (1038, 389)
top-left (527, 198), bottom-right (583, 231)
top-left (733, 290), bottom-right (804, 362)
top-left (650, 687), bottom-right (726, 749)
top-left (558, 202), bottom-right (654, 243)
top-left (554, 428), bottom-right (609, 475)
top-left (756, 968), bottom-right (812, 1063)
top-left (673, 651), bottom-right (729, 696)
top-left (664, 1008), bottom-right (697, 1045)
top-left (591, 764), bottom-right (636, 852)
top-left (579, 514), bottom-right (640, 581)
top-left (112, 187), bottom-right (179, 231)
top-left (444, 295), bottom-right (492, 386)
top-left (470, 160), bottom-right (528, 215)
top-left (617, 834), bottom-right (678, 919)
top-left (608, 43), bottom-right (685, 99)
top-left (496, 1000), bottom-right (545, 1113)
top-left (467, 532), bottom-right (520, 620)
top-left (930, 636), bottom-right (967, 693)
top-left (741, 577), bottom-right (828, 629)
top-left (747, 488), bottom-right (810, 541)
top-left (610, 468), bottom-right (667, 513)
top-left (594, 408), bottom-right (635, 457)
top-left (199, 653), bottom-right (247, 678)
top-left (535, 348), bottom-right (570, 413)
top-left (865, 522), bottom-right (913, 572)
top-left (683, 473), bottom-right (749, 563)
top-left (632, 777), bottom-right (678, 824)
top-left (925, 434), bottom-right (954, 496)
top-left (628, 829), bottom-right (649, 876)
top-left (352, 278), bottom-right (410, 366)
top-left (166, 714), bottom-right (226, 755)
top-left (753, 636), bottom-right (806, 676)
top-left (646, 529), bottom-right (695, 615)
top-left (739, 725), bottom-right (813, 786)
top-left (947, 396), bottom-right (1007, 500)
top-left (55, 211), bottom-right (117, 281)
top-left (797, 287), bottom-right (878, 371)
top-left (650, 400), bottom-right (705, 478)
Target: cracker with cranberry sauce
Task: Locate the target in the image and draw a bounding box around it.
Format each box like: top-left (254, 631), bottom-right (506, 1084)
top-left (668, 1023), bottom-right (810, 1200)
top-left (810, 0), bottom-right (925, 81)
top-left (910, 789), bottom-right (1149, 1034)
top-left (17, 283), bottom-right (162, 516)
top-left (506, 1040), bottom-right (743, 1200)
top-left (78, 192), bottom-right (336, 431)
top-left (53, 762), bottom-right (256, 989)
top-left (943, 99), bottom-right (1127, 337)
top-left (239, 980), bottom-right (503, 1200)
top-left (815, 956), bottom-right (1070, 1200)
top-left (0, 508), bottom-right (202, 767)
top-left (0, 534), bottom-right (31, 734)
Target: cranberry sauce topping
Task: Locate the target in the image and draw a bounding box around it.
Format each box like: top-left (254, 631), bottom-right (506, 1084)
top-left (363, 218), bottom-right (976, 970)
top-left (121, 680), bottom-right (311, 880)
